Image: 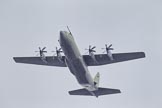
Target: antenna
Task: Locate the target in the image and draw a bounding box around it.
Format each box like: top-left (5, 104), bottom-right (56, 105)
top-left (67, 26), bottom-right (72, 35)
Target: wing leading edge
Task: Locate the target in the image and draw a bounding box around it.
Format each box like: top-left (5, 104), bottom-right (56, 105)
top-left (83, 52), bottom-right (145, 66)
top-left (13, 56), bottom-right (67, 67)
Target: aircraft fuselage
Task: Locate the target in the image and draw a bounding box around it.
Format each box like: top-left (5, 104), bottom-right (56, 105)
top-left (59, 31), bottom-right (97, 91)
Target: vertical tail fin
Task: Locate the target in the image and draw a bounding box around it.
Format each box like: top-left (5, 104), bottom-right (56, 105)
top-left (94, 72), bottom-right (100, 87)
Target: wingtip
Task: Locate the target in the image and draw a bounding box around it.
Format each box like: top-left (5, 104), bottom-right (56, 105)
top-left (141, 52), bottom-right (146, 58)
top-left (13, 57), bottom-right (16, 62)
top-left (13, 57), bottom-right (18, 63)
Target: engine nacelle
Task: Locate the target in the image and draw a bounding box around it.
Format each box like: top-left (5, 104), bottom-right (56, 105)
top-left (102, 44), bottom-right (114, 61)
top-left (86, 45), bottom-right (98, 63)
top-left (57, 52), bottom-right (63, 62)
top-left (35, 47), bottom-right (48, 63)
top-left (89, 52), bottom-right (98, 63)
top-left (40, 54), bottom-right (47, 63)
top-left (107, 50), bottom-right (114, 60)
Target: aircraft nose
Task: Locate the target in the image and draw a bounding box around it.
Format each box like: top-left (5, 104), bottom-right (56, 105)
top-left (60, 31), bottom-right (65, 40)
top-left (59, 31), bottom-right (67, 44)
top-left (60, 31), bottom-right (64, 38)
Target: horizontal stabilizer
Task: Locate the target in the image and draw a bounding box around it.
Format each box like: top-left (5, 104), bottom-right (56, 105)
top-left (69, 87), bottom-right (121, 97)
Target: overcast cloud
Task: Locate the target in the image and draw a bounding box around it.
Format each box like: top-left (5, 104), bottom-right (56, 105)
top-left (0, 0), bottom-right (162, 108)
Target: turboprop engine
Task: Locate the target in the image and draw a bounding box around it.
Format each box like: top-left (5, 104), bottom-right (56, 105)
top-left (85, 45), bottom-right (98, 63)
top-left (52, 47), bottom-right (63, 62)
top-left (35, 47), bottom-right (47, 63)
top-left (102, 44), bottom-right (114, 60)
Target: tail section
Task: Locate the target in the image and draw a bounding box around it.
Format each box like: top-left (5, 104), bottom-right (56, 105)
top-left (69, 87), bottom-right (121, 97)
top-left (69, 72), bottom-right (121, 97)
top-left (94, 72), bottom-right (100, 87)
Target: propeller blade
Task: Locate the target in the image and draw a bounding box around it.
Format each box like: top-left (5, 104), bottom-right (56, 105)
top-left (89, 45), bottom-right (91, 49)
top-left (109, 48), bottom-right (114, 50)
top-left (52, 47), bottom-right (63, 56)
top-left (108, 44), bottom-right (112, 48)
top-left (59, 48), bottom-right (62, 51)
top-left (43, 51), bottom-right (47, 53)
top-left (42, 47), bottom-right (46, 51)
top-left (85, 45), bottom-right (96, 54)
top-left (92, 50), bottom-right (96, 52)
top-left (91, 46), bottom-right (96, 49)
top-left (39, 47), bottom-right (41, 51)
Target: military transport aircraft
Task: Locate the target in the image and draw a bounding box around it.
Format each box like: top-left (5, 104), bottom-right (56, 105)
top-left (13, 27), bottom-right (145, 97)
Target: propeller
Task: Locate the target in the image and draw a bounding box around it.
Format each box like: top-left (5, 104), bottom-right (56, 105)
top-left (35, 47), bottom-right (47, 56)
top-left (52, 47), bottom-right (63, 56)
top-left (102, 44), bottom-right (114, 53)
top-left (85, 45), bottom-right (96, 54)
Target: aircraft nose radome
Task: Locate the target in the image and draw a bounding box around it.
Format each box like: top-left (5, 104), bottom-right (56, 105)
top-left (60, 31), bottom-right (65, 40)
top-left (60, 31), bottom-right (64, 37)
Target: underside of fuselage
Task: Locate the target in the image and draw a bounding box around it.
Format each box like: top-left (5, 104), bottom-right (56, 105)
top-left (59, 31), bottom-right (96, 91)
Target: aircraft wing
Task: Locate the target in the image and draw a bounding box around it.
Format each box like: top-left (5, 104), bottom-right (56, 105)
top-left (83, 52), bottom-right (145, 66)
top-left (13, 56), bottom-right (67, 67)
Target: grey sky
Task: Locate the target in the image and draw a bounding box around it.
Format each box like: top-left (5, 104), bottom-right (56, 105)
top-left (0, 0), bottom-right (162, 108)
